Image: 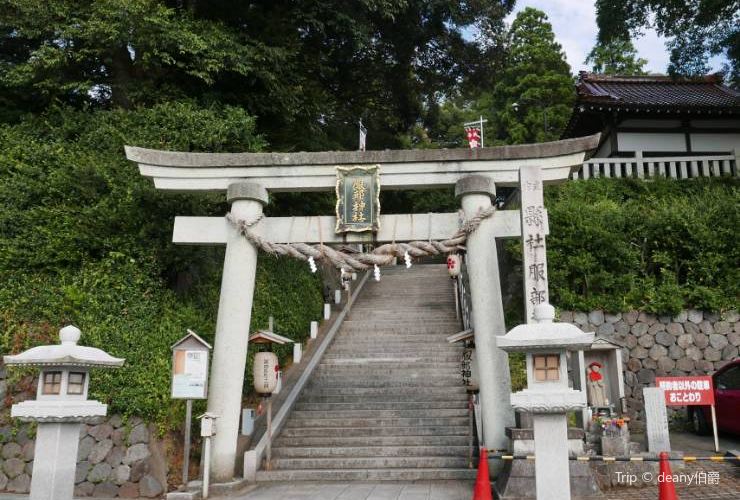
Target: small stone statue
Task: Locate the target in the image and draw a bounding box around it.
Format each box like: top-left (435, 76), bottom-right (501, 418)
top-left (587, 361), bottom-right (608, 407)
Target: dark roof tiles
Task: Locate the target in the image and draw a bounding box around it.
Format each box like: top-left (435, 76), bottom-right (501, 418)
top-left (575, 72), bottom-right (739, 109)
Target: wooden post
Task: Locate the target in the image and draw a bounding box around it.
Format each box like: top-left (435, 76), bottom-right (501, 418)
top-left (182, 399), bottom-right (192, 485)
top-left (266, 397), bottom-right (273, 470)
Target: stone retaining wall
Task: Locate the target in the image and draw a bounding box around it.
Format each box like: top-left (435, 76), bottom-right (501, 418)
top-left (0, 363), bottom-right (167, 497)
top-left (560, 309), bottom-right (739, 428)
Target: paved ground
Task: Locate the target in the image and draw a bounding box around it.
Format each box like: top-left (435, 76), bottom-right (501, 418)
top-left (600, 431), bottom-right (740, 500)
top-left (603, 461), bottom-right (739, 499)
top-left (229, 481), bottom-right (474, 500)
top-left (0, 433), bottom-right (735, 499)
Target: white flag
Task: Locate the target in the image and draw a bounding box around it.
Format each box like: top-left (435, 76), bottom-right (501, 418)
top-left (359, 121), bottom-right (367, 151)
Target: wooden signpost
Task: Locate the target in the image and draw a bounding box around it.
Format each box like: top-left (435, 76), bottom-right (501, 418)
top-left (171, 330), bottom-right (212, 486)
top-left (656, 375), bottom-right (718, 452)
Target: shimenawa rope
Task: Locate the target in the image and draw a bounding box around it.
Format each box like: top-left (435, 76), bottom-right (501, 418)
top-left (225, 206), bottom-right (495, 272)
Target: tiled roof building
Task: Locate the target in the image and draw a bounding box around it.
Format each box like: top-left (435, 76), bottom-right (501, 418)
top-left (563, 72), bottom-right (740, 161)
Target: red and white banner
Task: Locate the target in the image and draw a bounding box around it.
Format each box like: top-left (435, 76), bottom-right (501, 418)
top-left (655, 376), bottom-right (714, 406)
top-left (465, 127), bottom-right (481, 148)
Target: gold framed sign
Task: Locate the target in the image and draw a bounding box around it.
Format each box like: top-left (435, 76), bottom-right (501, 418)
top-left (335, 165), bottom-right (380, 233)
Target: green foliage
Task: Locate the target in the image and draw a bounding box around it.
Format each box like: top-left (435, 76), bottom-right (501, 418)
top-left (536, 177), bottom-right (739, 314)
top-left (482, 8), bottom-right (575, 144)
top-left (0, 0), bottom-right (516, 148)
top-left (595, 0), bottom-right (739, 86)
top-left (585, 38), bottom-right (648, 75)
top-left (0, 104), bottom-right (323, 424)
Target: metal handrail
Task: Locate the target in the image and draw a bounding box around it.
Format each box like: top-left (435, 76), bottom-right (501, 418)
top-left (452, 257), bottom-right (482, 459)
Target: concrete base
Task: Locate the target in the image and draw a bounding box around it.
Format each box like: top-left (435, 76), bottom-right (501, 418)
top-left (176, 478), bottom-right (257, 499)
top-left (506, 427), bottom-right (586, 456)
top-left (30, 422), bottom-right (81, 500)
top-left (494, 427), bottom-right (604, 500)
top-left (495, 460), bottom-right (605, 500)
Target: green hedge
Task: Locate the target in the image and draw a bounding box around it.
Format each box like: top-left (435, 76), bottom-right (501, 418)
top-left (0, 104), bottom-right (323, 425)
top-left (539, 177), bottom-right (738, 314)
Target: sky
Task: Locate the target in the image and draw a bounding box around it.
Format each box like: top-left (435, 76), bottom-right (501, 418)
top-left (506, 0), bottom-right (725, 75)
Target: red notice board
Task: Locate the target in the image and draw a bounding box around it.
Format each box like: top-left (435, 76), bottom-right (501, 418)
top-left (655, 376), bottom-right (714, 406)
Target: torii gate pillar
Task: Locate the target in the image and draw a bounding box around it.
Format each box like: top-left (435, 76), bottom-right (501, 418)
top-left (456, 176), bottom-right (515, 451)
top-left (209, 182), bottom-right (267, 481)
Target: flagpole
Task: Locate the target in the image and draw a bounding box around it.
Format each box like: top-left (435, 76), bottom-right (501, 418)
top-left (479, 115), bottom-right (484, 148)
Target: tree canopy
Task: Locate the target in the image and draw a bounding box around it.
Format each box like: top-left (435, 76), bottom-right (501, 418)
top-left (594, 0), bottom-right (739, 87)
top-left (585, 38), bottom-right (647, 75)
top-left (0, 0), bottom-right (515, 149)
top-left (484, 7), bottom-right (574, 144)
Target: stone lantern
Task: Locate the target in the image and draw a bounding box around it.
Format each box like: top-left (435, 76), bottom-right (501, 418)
top-left (497, 304), bottom-right (593, 500)
top-left (3, 325), bottom-right (124, 500)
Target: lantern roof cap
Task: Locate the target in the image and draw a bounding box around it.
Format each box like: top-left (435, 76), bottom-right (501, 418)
top-left (249, 330), bottom-right (294, 345)
top-left (3, 325), bottom-right (125, 368)
top-left (498, 304), bottom-right (594, 352)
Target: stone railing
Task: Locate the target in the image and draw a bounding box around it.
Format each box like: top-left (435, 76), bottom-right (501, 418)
top-left (572, 152), bottom-right (738, 180)
top-left (559, 309), bottom-right (739, 428)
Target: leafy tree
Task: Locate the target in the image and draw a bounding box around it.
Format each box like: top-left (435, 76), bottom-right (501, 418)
top-left (484, 7), bottom-right (574, 144)
top-left (585, 38), bottom-right (647, 75)
top-left (0, 102), bottom-right (324, 423)
top-left (594, 0), bottom-right (739, 86)
top-left (0, 0), bottom-right (515, 148)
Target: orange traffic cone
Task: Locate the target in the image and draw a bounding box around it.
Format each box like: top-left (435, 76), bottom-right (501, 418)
top-left (472, 448), bottom-right (493, 500)
top-left (658, 451), bottom-right (679, 500)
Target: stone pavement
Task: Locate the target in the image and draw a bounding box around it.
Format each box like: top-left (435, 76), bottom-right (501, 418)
top-left (603, 461), bottom-right (739, 499)
top-left (227, 480), bottom-right (474, 500)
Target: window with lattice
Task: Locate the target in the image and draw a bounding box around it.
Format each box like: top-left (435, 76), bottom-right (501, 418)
top-left (42, 371), bottom-right (62, 395)
top-left (533, 354), bottom-right (559, 381)
top-left (67, 372), bottom-right (86, 395)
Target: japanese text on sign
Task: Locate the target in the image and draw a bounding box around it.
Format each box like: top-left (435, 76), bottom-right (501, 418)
top-left (655, 376), bottom-right (714, 406)
top-left (519, 166), bottom-right (549, 322)
top-left (335, 165), bottom-right (380, 233)
top-left (172, 350), bottom-right (208, 399)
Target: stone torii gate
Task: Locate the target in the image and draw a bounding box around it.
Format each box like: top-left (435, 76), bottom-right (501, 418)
top-left (125, 134), bottom-right (599, 482)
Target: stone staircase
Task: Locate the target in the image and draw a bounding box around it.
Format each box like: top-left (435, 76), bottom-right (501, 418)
top-left (256, 263), bottom-right (476, 481)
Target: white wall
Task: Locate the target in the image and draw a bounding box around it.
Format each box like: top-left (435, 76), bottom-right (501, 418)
top-left (690, 133), bottom-right (740, 153)
top-left (617, 132), bottom-right (686, 152)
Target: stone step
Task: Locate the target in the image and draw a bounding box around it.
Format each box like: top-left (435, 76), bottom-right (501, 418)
top-left (318, 356), bottom-right (460, 370)
top-left (273, 434), bottom-right (470, 448)
top-left (342, 319), bottom-right (459, 326)
top-left (305, 379), bottom-right (462, 389)
top-left (297, 393), bottom-right (468, 404)
top-left (262, 264), bottom-right (470, 480)
top-left (268, 456), bottom-right (470, 470)
top-left (294, 400), bottom-right (467, 411)
top-left (333, 334), bottom-right (455, 343)
top-left (324, 347), bottom-right (463, 363)
top-left (301, 386), bottom-right (467, 397)
top-left (321, 353), bottom-right (463, 362)
top-left (272, 445), bottom-right (470, 459)
top-left (346, 313), bottom-right (456, 320)
top-left (284, 416), bottom-right (468, 428)
top-left (255, 467), bottom-right (477, 482)
top-left (290, 408), bottom-right (467, 420)
top-left (313, 365), bottom-right (460, 374)
top-left (313, 361), bottom-right (460, 377)
top-left (279, 425), bottom-right (468, 438)
top-left (329, 339), bottom-right (458, 348)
